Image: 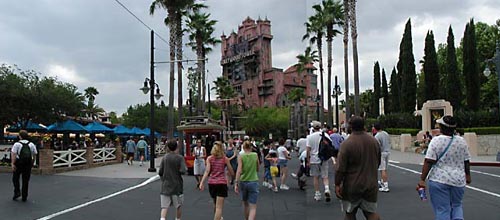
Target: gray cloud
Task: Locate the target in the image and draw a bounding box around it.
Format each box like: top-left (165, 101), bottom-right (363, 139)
top-left (0, 0), bottom-right (498, 114)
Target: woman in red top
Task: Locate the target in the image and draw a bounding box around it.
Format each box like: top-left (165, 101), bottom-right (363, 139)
top-left (199, 141), bottom-right (235, 220)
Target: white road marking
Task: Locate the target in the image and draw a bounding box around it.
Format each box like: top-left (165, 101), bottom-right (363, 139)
top-left (388, 160), bottom-right (400, 164)
top-left (389, 163), bottom-right (500, 199)
top-left (471, 170), bottom-right (500, 178)
top-left (37, 175), bottom-right (160, 220)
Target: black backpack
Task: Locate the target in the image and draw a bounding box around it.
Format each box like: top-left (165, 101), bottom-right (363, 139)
top-left (16, 142), bottom-right (32, 166)
top-left (318, 132), bottom-right (338, 162)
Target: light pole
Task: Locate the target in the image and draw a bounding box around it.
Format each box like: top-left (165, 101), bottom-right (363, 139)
top-left (140, 30), bottom-right (163, 172)
top-left (483, 42), bottom-right (500, 112)
top-left (332, 75), bottom-right (342, 131)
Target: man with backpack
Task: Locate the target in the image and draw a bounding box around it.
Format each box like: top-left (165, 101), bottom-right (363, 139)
top-left (11, 130), bottom-right (38, 202)
top-left (306, 121), bottom-right (334, 202)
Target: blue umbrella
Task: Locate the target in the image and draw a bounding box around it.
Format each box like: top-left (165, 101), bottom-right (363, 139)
top-left (6, 121), bottom-right (47, 133)
top-left (130, 127), bottom-right (147, 136)
top-left (84, 122), bottom-right (113, 134)
top-left (142, 128), bottom-right (161, 137)
top-left (47, 120), bottom-right (87, 133)
top-left (113, 125), bottom-right (133, 136)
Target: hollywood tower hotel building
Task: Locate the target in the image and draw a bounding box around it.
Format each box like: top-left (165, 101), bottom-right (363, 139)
top-left (221, 17), bottom-right (318, 108)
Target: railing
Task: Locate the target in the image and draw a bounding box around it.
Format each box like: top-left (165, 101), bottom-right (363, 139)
top-left (155, 144), bottom-right (165, 155)
top-left (93, 147), bottom-right (116, 162)
top-left (53, 149), bottom-right (87, 167)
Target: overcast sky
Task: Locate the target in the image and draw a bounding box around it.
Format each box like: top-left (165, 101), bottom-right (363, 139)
top-left (1, 0), bottom-right (499, 115)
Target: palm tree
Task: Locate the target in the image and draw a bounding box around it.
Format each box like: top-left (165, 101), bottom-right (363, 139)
top-left (186, 9), bottom-right (220, 114)
top-left (150, 0), bottom-right (194, 139)
top-left (84, 87), bottom-right (99, 103)
top-left (296, 46), bottom-right (319, 74)
top-left (349, 0), bottom-right (360, 116)
top-left (85, 102), bottom-right (105, 120)
top-left (212, 76), bottom-right (236, 100)
top-left (303, 13), bottom-right (325, 122)
top-left (314, 0), bottom-right (343, 127)
top-left (342, 0), bottom-right (350, 122)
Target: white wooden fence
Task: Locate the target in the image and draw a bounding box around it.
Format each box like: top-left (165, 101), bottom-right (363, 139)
top-left (155, 144), bottom-right (165, 155)
top-left (53, 149), bottom-right (87, 168)
top-left (52, 147), bottom-right (116, 167)
top-left (93, 147), bottom-right (116, 162)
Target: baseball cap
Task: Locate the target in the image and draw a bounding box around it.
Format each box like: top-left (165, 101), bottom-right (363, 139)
top-left (436, 115), bottom-right (457, 128)
top-left (311, 120), bottom-right (321, 129)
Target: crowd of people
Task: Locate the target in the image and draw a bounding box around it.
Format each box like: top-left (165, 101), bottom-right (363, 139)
top-left (6, 115), bottom-right (471, 220)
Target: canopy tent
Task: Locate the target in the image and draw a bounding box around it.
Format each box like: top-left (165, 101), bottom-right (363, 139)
top-left (130, 127), bottom-right (147, 136)
top-left (84, 122), bottom-right (113, 133)
top-left (113, 125), bottom-right (133, 136)
top-left (47, 120), bottom-right (87, 133)
top-left (6, 121), bottom-right (47, 133)
top-left (141, 128), bottom-right (161, 137)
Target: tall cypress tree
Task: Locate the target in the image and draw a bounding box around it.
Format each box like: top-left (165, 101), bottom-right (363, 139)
top-left (389, 67), bottom-right (400, 113)
top-left (463, 18), bottom-right (480, 110)
top-left (445, 26), bottom-right (462, 109)
top-left (398, 18), bottom-right (417, 112)
top-left (423, 30), bottom-right (439, 101)
top-left (373, 61), bottom-right (381, 116)
top-left (381, 68), bottom-right (389, 114)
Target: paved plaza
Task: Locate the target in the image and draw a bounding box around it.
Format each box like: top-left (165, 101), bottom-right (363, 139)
top-left (0, 150), bottom-right (499, 220)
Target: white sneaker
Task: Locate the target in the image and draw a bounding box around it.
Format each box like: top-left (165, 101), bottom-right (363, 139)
top-left (273, 187), bottom-right (278, 192)
top-left (262, 182), bottom-right (269, 187)
top-left (280, 185), bottom-right (290, 190)
top-left (268, 183), bottom-right (274, 189)
top-left (291, 173), bottom-right (298, 179)
top-left (379, 186), bottom-right (390, 192)
top-left (314, 192), bottom-right (321, 201)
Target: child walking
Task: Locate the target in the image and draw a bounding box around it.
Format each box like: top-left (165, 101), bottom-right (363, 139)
top-left (265, 148), bottom-right (279, 192)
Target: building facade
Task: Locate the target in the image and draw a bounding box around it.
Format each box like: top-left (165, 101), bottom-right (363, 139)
top-left (220, 17), bottom-right (318, 109)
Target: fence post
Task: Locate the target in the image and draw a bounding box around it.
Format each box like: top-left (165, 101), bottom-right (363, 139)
top-left (38, 149), bottom-right (54, 174)
top-left (115, 142), bottom-right (123, 163)
top-left (68, 149), bottom-right (72, 167)
top-left (86, 147), bottom-right (94, 167)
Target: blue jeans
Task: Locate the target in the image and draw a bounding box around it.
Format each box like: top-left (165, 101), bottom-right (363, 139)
top-left (428, 180), bottom-right (465, 220)
top-left (239, 181), bottom-right (259, 204)
top-left (264, 166), bottom-right (271, 180)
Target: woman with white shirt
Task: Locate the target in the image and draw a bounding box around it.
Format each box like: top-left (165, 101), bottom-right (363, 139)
top-left (193, 139), bottom-right (206, 188)
top-left (277, 138), bottom-right (291, 190)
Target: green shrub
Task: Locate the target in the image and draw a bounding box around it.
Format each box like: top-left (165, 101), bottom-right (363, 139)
top-left (385, 128), bottom-right (419, 136)
top-left (454, 110), bottom-right (500, 127)
top-left (456, 127), bottom-right (500, 135)
top-left (377, 113), bottom-right (421, 129)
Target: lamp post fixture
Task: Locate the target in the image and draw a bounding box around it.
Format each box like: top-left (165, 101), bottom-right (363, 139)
top-left (483, 42), bottom-right (500, 112)
top-left (332, 75), bottom-right (342, 131)
top-left (140, 30), bottom-right (164, 172)
top-left (316, 89), bottom-right (321, 121)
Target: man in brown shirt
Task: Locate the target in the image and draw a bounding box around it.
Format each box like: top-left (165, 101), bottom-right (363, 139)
top-left (335, 116), bottom-right (381, 220)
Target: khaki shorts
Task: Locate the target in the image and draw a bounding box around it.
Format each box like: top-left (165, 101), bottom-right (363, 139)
top-left (310, 162), bottom-right (329, 178)
top-left (341, 199), bottom-right (377, 213)
top-left (160, 194), bottom-right (184, 209)
top-left (378, 152), bottom-right (390, 171)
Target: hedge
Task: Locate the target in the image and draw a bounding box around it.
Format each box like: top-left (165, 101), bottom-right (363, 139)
top-left (385, 128), bottom-right (420, 136)
top-left (457, 127), bottom-right (500, 135)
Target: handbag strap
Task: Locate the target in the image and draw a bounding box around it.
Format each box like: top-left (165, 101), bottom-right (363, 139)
top-left (436, 135), bottom-right (454, 162)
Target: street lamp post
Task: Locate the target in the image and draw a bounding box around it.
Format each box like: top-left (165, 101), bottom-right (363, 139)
top-left (140, 30), bottom-right (163, 172)
top-left (483, 42), bottom-right (500, 112)
top-left (316, 89), bottom-right (321, 121)
top-left (332, 75), bottom-right (342, 131)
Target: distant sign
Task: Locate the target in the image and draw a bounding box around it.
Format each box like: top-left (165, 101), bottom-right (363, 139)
top-left (223, 130), bottom-right (246, 135)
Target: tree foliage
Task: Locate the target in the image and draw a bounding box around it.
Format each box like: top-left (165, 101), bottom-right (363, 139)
top-left (240, 107), bottom-right (289, 138)
top-left (463, 18), bottom-right (480, 110)
top-left (423, 31), bottom-right (439, 101)
top-left (397, 19), bottom-right (417, 113)
top-left (372, 61), bottom-right (381, 116)
top-left (381, 68), bottom-right (389, 114)
top-left (122, 103), bottom-right (171, 133)
top-left (389, 67), bottom-right (400, 113)
top-left (0, 64), bottom-right (85, 136)
top-left (445, 26), bottom-right (463, 110)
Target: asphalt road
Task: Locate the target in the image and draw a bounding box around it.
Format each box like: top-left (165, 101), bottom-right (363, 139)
top-left (1, 156), bottom-right (499, 220)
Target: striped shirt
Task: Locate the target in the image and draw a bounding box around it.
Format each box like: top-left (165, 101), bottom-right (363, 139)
top-left (208, 156), bottom-right (227, 185)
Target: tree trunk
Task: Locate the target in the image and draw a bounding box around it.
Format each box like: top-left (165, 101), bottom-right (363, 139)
top-left (316, 36), bottom-right (324, 123)
top-left (350, 0), bottom-right (360, 116)
top-left (202, 49), bottom-right (207, 115)
top-left (343, 0), bottom-right (350, 122)
top-left (176, 13), bottom-right (184, 155)
top-left (196, 37), bottom-right (203, 114)
top-left (327, 29), bottom-right (333, 128)
top-left (167, 11), bottom-right (176, 139)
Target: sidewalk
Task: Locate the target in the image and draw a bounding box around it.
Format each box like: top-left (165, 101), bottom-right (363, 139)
top-left (389, 149), bottom-right (497, 165)
top-left (57, 157), bottom-right (162, 178)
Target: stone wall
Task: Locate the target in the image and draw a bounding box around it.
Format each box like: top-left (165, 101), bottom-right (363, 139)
top-left (390, 134), bottom-right (500, 156)
top-left (477, 134), bottom-right (500, 155)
